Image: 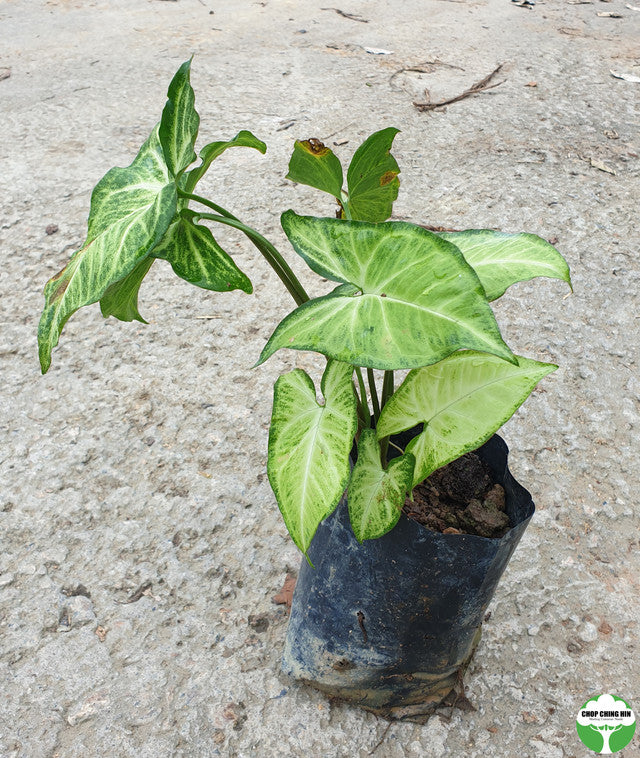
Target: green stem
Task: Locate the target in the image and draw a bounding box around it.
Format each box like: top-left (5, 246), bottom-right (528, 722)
top-left (379, 435), bottom-right (390, 468)
top-left (354, 368), bottom-right (371, 428)
top-left (178, 191), bottom-right (236, 219)
top-left (381, 370), bottom-right (395, 409)
top-left (181, 192), bottom-right (309, 306)
top-left (367, 368), bottom-right (381, 420)
top-left (378, 372), bottom-right (395, 467)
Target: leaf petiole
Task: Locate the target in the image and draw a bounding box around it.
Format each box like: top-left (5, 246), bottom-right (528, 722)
top-left (189, 206), bottom-right (309, 306)
top-left (354, 367), bottom-right (371, 428)
top-left (367, 368), bottom-right (381, 419)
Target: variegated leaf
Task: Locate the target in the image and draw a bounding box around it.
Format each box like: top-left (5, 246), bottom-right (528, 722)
top-left (38, 125), bottom-right (176, 373)
top-left (183, 130), bottom-right (266, 194)
top-left (438, 229), bottom-right (572, 301)
top-left (100, 257), bottom-right (154, 322)
top-left (348, 429), bottom-right (415, 542)
top-left (268, 361), bottom-right (357, 555)
top-left (152, 210), bottom-right (252, 293)
top-left (258, 213), bottom-right (514, 370)
top-left (159, 58), bottom-right (200, 176)
top-left (377, 352), bottom-right (557, 486)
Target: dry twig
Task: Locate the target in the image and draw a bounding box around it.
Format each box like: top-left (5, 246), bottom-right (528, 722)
top-left (321, 7), bottom-right (369, 22)
top-left (413, 64), bottom-right (506, 111)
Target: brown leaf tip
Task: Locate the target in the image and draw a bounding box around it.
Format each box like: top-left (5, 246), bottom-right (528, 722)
top-left (301, 138), bottom-right (330, 157)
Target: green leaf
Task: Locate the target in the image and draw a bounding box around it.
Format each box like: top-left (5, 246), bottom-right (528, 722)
top-left (258, 213), bottom-right (515, 370)
top-left (345, 127), bottom-right (400, 222)
top-left (183, 130), bottom-right (266, 194)
top-left (286, 139), bottom-right (344, 199)
top-left (159, 59), bottom-right (200, 177)
top-left (348, 429), bottom-right (415, 542)
top-left (268, 361), bottom-right (358, 555)
top-left (151, 210), bottom-right (252, 293)
top-left (38, 125), bottom-right (177, 373)
top-left (377, 352), bottom-right (557, 487)
top-left (438, 230), bottom-right (572, 301)
top-left (100, 257), bottom-right (154, 322)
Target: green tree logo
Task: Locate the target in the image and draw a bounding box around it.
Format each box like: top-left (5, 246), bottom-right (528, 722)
top-left (576, 694), bottom-right (636, 754)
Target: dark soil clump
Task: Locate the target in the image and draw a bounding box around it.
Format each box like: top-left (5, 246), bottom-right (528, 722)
top-left (404, 452), bottom-right (511, 538)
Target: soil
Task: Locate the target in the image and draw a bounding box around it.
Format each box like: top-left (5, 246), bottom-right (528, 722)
top-left (404, 453), bottom-right (510, 538)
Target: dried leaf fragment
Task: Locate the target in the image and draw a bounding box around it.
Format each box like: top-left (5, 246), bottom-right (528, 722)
top-left (610, 69), bottom-right (640, 83)
top-left (365, 47), bottom-right (394, 55)
top-left (590, 158), bottom-right (616, 174)
top-left (272, 572), bottom-right (296, 610)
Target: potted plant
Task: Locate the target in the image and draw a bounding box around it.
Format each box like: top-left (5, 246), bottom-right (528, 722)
top-left (38, 61), bottom-right (571, 720)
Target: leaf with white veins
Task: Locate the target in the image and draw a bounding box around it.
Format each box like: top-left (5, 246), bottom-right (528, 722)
top-left (348, 429), bottom-right (415, 542)
top-left (268, 361), bottom-right (357, 555)
top-left (377, 351), bottom-right (557, 486)
top-left (438, 230), bottom-right (572, 301)
top-left (258, 213), bottom-right (515, 370)
top-left (152, 210), bottom-right (252, 293)
top-left (159, 58), bottom-right (200, 176)
top-left (183, 130), bottom-right (266, 194)
top-left (38, 125), bottom-right (176, 373)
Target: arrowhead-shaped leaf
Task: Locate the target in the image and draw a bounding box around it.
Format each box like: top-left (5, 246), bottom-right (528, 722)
top-left (183, 130), bottom-right (266, 194)
top-left (348, 429), bottom-right (415, 542)
top-left (268, 361), bottom-right (357, 555)
top-left (438, 230), bottom-right (572, 301)
top-left (286, 139), bottom-right (344, 199)
top-left (38, 125), bottom-right (177, 373)
top-left (377, 352), bottom-right (557, 486)
top-left (100, 257), bottom-right (154, 322)
top-left (258, 213), bottom-right (515, 370)
top-left (152, 210), bottom-right (252, 293)
top-left (346, 127), bottom-right (400, 222)
top-left (159, 58), bottom-right (200, 177)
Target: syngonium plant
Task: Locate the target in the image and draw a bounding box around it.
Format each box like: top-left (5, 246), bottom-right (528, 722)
top-left (38, 61), bottom-right (571, 559)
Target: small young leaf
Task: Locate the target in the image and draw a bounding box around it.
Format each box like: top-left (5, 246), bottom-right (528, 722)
top-left (152, 211), bottom-right (252, 294)
top-left (348, 429), bottom-right (415, 542)
top-left (183, 130), bottom-right (267, 194)
top-left (38, 125), bottom-right (177, 373)
top-left (438, 230), bottom-right (572, 300)
top-left (258, 214), bottom-right (515, 370)
top-left (377, 352), bottom-right (557, 487)
top-left (286, 139), bottom-right (344, 200)
top-left (159, 58), bottom-right (200, 176)
top-left (268, 361), bottom-right (357, 556)
top-left (345, 127), bottom-right (400, 222)
top-left (100, 257), bottom-right (154, 322)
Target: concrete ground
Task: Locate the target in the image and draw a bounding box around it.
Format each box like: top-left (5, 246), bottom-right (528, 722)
top-left (1, 0), bottom-right (639, 756)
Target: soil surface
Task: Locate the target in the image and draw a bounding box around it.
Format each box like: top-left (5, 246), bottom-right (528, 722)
top-left (405, 453), bottom-right (510, 538)
top-left (2, 1), bottom-right (639, 757)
